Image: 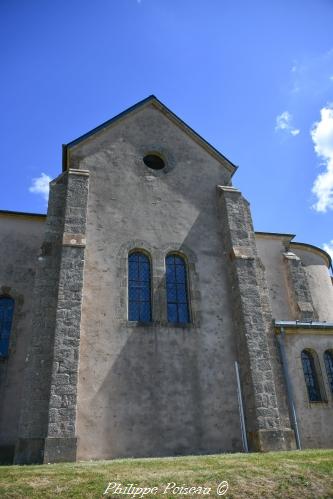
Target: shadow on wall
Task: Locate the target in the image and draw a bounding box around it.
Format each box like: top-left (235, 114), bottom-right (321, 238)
top-left (84, 206), bottom-right (241, 459)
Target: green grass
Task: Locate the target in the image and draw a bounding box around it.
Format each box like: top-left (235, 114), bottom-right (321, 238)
top-left (0, 450), bottom-right (332, 498)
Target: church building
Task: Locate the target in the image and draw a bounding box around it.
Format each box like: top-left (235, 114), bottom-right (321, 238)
top-left (0, 95), bottom-right (333, 464)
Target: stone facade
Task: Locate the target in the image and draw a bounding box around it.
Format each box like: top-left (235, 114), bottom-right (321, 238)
top-left (0, 96), bottom-right (332, 463)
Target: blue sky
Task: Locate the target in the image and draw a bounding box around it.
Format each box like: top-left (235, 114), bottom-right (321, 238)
top-left (1, 0), bottom-right (333, 257)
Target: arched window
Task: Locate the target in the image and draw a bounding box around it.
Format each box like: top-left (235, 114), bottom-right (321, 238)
top-left (166, 254), bottom-right (190, 323)
top-left (0, 296), bottom-right (15, 357)
top-left (324, 350), bottom-right (333, 395)
top-left (301, 350), bottom-right (322, 402)
top-left (128, 251), bottom-right (152, 321)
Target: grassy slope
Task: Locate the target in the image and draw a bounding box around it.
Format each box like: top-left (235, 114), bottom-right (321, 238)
top-left (0, 450), bottom-right (332, 498)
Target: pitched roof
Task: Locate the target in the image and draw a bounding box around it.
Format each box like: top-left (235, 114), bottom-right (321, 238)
top-left (62, 95), bottom-right (237, 175)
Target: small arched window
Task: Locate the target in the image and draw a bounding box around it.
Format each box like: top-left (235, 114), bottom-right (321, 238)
top-left (324, 350), bottom-right (333, 395)
top-left (0, 296), bottom-right (15, 357)
top-left (166, 254), bottom-right (190, 323)
top-left (128, 251), bottom-right (152, 322)
top-left (301, 350), bottom-right (322, 402)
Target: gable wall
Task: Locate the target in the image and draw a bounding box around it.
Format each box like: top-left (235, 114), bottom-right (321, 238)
top-left (72, 105), bottom-right (243, 459)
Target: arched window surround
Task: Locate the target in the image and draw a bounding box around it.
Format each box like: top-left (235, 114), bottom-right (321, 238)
top-left (301, 349), bottom-right (326, 403)
top-left (127, 249), bottom-right (153, 323)
top-left (117, 240), bottom-right (200, 328)
top-left (324, 350), bottom-right (333, 397)
top-left (0, 295), bottom-right (15, 358)
top-left (165, 251), bottom-right (191, 324)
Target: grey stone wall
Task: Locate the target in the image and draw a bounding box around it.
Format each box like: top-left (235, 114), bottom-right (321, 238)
top-left (14, 169), bottom-right (89, 464)
top-left (217, 186), bottom-right (295, 451)
top-left (14, 175), bottom-right (67, 464)
top-left (44, 169), bottom-right (89, 463)
top-left (283, 251), bottom-right (318, 321)
top-left (0, 214), bottom-right (45, 463)
top-left (73, 103), bottom-right (243, 460)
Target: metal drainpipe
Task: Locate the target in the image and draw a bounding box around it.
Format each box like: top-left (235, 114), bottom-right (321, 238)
top-left (235, 361), bottom-right (249, 452)
top-left (276, 326), bottom-right (301, 450)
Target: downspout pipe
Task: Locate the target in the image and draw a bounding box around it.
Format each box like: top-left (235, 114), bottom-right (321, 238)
top-left (276, 326), bottom-right (302, 450)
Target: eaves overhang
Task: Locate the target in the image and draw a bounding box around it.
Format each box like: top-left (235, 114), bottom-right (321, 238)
top-left (275, 320), bottom-right (333, 334)
top-left (62, 95), bottom-right (238, 176)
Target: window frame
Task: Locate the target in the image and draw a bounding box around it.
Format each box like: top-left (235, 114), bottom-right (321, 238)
top-left (0, 295), bottom-right (15, 358)
top-left (301, 349), bottom-right (325, 403)
top-left (165, 252), bottom-right (191, 325)
top-left (127, 250), bottom-right (153, 323)
top-left (324, 349), bottom-right (333, 397)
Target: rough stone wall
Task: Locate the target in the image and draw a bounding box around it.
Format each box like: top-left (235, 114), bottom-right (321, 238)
top-left (217, 186), bottom-right (295, 451)
top-left (0, 214), bottom-right (45, 463)
top-left (73, 104), bottom-right (243, 460)
top-left (15, 169), bottom-right (89, 464)
top-left (283, 252), bottom-right (318, 321)
top-left (44, 169), bottom-right (89, 463)
top-left (14, 175), bottom-right (67, 463)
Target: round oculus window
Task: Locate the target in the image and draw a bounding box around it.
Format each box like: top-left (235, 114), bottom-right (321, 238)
top-left (143, 154), bottom-right (165, 170)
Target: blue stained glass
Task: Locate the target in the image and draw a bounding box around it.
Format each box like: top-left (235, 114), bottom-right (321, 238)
top-left (128, 252), bottom-right (151, 321)
top-left (324, 351), bottom-right (333, 395)
top-left (166, 264), bottom-right (175, 282)
top-left (166, 254), bottom-right (189, 324)
top-left (167, 284), bottom-right (177, 301)
top-left (176, 265), bottom-right (185, 283)
top-left (129, 261), bottom-right (139, 280)
top-left (177, 285), bottom-right (187, 303)
top-left (140, 286), bottom-right (150, 301)
top-left (0, 297), bottom-right (15, 357)
top-left (167, 304), bottom-right (177, 322)
top-left (140, 263), bottom-right (150, 281)
top-left (140, 303), bottom-right (150, 321)
top-left (129, 302), bottom-right (139, 321)
top-left (178, 304), bottom-right (189, 323)
top-left (301, 350), bottom-right (322, 402)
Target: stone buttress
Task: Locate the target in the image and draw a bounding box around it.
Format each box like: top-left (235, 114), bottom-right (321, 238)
top-left (14, 169), bottom-right (89, 464)
top-left (217, 186), bottom-right (296, 451)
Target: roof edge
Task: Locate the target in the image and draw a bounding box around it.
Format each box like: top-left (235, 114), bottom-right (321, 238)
top-left (0, 210), bottom-right (46, 219)
top-left (290, 241), bottom-right (332, 269)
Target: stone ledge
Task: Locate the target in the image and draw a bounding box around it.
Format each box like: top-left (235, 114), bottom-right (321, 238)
top-left (62, 233), bottom-right (86, 247)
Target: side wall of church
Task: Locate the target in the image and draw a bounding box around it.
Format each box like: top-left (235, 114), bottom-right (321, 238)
top-left (72, 105), bottom-right (244, 460)
top-left (285, 332), bottom-right (333, 449)
top-left (256, 234), bottom-right (333, 448)
top-left (0, 214), bottom-right (45, 462)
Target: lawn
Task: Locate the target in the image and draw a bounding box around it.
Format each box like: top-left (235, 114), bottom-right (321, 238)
top-left (0, 449), bottom-right (332, 498)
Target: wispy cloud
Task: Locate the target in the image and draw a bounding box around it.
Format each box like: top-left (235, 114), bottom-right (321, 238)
top-left (275, 111), bottom-right (300, 136)
top-left (311, 105), bottom-right (333, 212)
top-left (29, 173), bottom-right (51, 202)
top-left (323, 240), bottom-right (333, 259)
top-left (290, 49), bottom-right (333, 96)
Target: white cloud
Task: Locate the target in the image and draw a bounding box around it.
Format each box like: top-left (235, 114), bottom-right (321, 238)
top-left (275, 111), bottom-right (300, 136)
top-left (323, 240), bottom-right (333, 259)
top-left (29, 173), bottom-right (51, 202)
top-left (290, 49), bottom-right (333, 96)
top-left (311, 106), bottom-right (333, 212)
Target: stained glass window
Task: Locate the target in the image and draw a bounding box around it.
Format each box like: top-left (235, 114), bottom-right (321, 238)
top-left (166, 254), bottom-right (190, 323)
top-left (0, 297), bottom-right (15, 357)
top-left (301, 350), bottom-right (322, 402)
top-left (324, 350), bottom-right (333, 395)
top-left (128, 252), bottom-right (151, 321)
